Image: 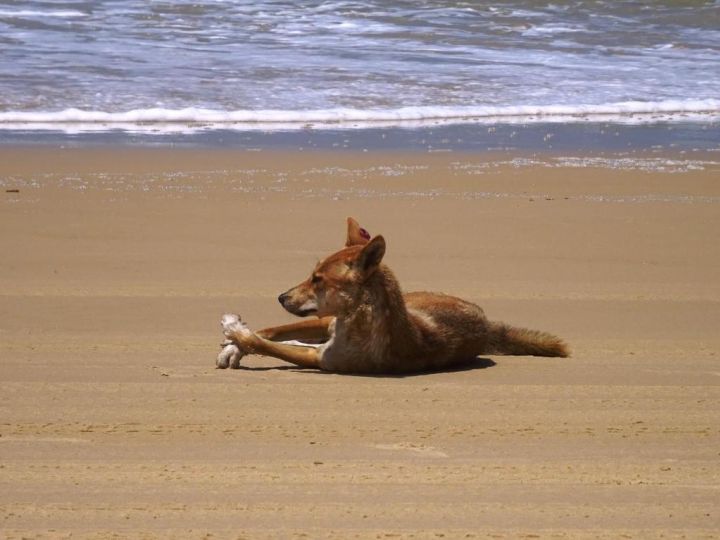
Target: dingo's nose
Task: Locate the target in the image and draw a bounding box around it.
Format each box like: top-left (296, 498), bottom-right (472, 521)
top-left (278, 292), bottom-right (288, 305)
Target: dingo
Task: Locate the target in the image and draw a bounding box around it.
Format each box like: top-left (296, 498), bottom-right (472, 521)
top-left (219, 218), bottom-right (568, 374)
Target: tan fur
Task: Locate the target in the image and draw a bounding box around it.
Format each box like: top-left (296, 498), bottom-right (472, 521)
top-left (223, 218), bottom-right (569, 374)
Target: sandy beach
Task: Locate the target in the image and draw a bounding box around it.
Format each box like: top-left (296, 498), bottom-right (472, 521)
top-left (1, 147), bottom-right (719, 539)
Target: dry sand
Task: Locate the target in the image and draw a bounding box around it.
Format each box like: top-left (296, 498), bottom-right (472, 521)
top-left (1, 147), bottom-right (719, 539)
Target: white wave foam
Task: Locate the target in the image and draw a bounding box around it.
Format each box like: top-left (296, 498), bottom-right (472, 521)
top-left (521, 24), bottom-right (586, 36)
top-left (0, 9), bottom-right (86, 18)
top-left (0, 100), bottom-right (718, 133)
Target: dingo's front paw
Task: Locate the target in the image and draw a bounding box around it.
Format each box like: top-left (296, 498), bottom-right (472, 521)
top-left (217, 340), bottom-right (243, 369)
top-left (221, 313), bottom-right (258, 353)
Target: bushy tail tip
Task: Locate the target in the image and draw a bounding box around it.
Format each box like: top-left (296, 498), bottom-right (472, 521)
top-left (489, 321), bottom-right (569, 357)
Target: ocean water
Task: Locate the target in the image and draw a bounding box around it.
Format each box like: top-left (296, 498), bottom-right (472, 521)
top-left (0, 0), bottom-right (719, 133)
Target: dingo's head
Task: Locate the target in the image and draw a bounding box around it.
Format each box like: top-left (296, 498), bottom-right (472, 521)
top-left (278, 218), bottom-right (385, 317)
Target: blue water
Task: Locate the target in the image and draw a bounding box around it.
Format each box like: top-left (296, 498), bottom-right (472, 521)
top-left (0, 1), bottom-right (719, 131)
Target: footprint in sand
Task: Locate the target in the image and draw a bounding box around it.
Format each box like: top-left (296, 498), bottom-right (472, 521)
top-left (374, 442), bottom-right (448, 458)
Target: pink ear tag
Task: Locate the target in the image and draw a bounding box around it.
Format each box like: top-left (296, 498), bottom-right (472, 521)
top-left (359, 228), bottom-right (371, 240)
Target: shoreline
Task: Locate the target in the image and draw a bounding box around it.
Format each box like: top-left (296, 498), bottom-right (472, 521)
top-left (0, 119), bottom-right (718, 154)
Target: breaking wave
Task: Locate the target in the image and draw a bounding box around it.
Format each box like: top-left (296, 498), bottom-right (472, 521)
top-left (1, 99), bottom-right (718, 133)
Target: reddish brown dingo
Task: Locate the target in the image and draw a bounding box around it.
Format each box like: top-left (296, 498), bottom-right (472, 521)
top-left (219, 218), bottom-right (568, 373)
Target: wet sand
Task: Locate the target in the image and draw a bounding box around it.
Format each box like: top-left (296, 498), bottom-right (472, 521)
top-left (1, 148), bottom-right (719, 539)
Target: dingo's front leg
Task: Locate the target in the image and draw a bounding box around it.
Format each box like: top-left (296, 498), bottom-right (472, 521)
top-left (256, 316), bottom-right (333, 343)
top-left (221, 314), bottom-right (323, 369)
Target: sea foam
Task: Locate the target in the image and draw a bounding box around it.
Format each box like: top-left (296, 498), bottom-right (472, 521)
top-left (0, 9), bottom-right (86, 18)
top-left (0, 100), bottom-right (718, 132)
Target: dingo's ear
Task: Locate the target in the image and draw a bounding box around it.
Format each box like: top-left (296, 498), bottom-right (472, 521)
top-left (357, 235), bottom-right (385, 274)
top-left (345, 217), bottom-right (371, 247)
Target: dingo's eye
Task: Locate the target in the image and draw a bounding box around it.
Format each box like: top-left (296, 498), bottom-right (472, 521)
top-left (311, 274), bottom-right (323, 284)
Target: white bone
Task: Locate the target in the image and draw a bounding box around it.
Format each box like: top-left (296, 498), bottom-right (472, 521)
top-left (217, 343), bottom-right (243, 369)
top-left (221, 313), bottom-right (252, 339)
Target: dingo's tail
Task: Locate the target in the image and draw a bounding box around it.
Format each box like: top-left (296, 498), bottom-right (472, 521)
top-left (488, 321), bottom-right (569, 357)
